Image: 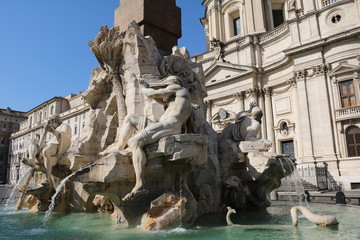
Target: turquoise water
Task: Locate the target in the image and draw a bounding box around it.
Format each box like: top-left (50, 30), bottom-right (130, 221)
top-left (1, 202), bottom-right (359, 240)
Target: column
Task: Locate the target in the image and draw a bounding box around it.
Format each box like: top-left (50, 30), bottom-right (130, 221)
top-left (314, 70), bottom-right (337, 160)
top-left (259, 88), bottom-right (266, 139)
top-left (354, 72), bottom-right (360, 102)
top-left (246, 88), bottom-right (259, 105)
top-left (206, 100), bottom-right (213, 124)
top-left (295, 71), bottom-right (315, 163)
top-left (234, 92), bottom-right (245, 112)
top-left (245, 0), bottom-right (255, 34)
top-left (252, 0), bottom-right (266, 32)
top-left (291, 78), bottom-right (303, 160)
top-left (303, 0), bottom-right (316, 13)
top-left (329, 76), bottom-right (342, 158)
top-left (264, 87), bottom-right (275, 151)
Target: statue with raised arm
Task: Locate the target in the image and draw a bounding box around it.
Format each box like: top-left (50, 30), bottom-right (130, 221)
top-left (220, 102), bottom-right (269, 143)
top-left (41, 115), bottom-right (72, 186)
top-left (233, 102), bottom-right (264, 142)
top-left (100, 75), bottom-right (193, 201)
top-left (23, 115), bottom-right (72, 187)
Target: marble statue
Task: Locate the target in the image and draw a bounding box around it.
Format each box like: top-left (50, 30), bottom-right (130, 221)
top-left (101, 75), bottom-right (194, 201)
top-left (23, 114), bottom-right (71, 187)
top-left (210, 37), bottom-right (226, 62)
top-left (291, 206), bottom-right (339, 227)
top-left (230, 102), bottom-right (271, 145)
top-left (41, 115), bottom-right (72, 186)
top-left (226, 206), bottom-right (237, 226)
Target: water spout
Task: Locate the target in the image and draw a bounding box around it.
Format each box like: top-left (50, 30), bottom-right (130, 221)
top-left (5, 167), bottom-right (33, 210)
top-left (278, 156), bottom-right (307, 206)
top-left (42, 172), bottom-right (76, 226)
top-left (42, 163), bottom-right (95, 226)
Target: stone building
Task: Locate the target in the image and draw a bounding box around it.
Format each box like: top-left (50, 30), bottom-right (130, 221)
top-left (7, 94), bottom-right (89, 184)
top-left (193, 0), bottom-right (360, 190)
top-left (0, 108), bottom-right (27, 183)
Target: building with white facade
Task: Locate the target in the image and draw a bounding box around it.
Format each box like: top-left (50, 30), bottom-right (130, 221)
top-left (7, 94), bottom-right (89, 184)
top-left (194, 0), bottom-right (360, 190)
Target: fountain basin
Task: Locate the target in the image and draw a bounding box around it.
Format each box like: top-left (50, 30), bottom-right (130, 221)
top-left (1, 202), bottom-right (359, 239)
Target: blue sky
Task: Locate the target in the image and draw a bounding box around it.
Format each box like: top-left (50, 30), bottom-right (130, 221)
top-left (0, 0), bottom-right (206, 112)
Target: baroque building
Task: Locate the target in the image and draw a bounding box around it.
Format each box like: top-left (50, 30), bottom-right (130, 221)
top-left (7, 94), bottom-right (89, 184)
top-left (0, 108), bottom-right (27, 183)
top-left (194, 0), bottom-right (360, 190)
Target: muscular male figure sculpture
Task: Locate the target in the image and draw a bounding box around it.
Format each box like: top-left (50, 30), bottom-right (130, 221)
top-left (100, 76), bottom-right (193, 201)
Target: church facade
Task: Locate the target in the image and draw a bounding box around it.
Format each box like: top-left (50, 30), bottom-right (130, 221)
top-left (193, 0), bottom-right (360, 190)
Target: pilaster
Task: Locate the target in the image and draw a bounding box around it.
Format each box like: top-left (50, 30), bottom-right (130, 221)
top-left (294, 70), bottom-right (315, 163)
top-left (264, 87), bottom-right (275, 151)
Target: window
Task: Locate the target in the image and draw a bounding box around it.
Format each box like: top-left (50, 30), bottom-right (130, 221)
top-left (74, 126), bottom-right (78, 135)
top-left (281, 140), bottom-right (294, 157)
top-left (233, 17), bottom-right (241, 36)
top-left (0, 137), bottom-right (6, 145)
top-left (272, 9), bottom-right (284, 28)
top-left (346, 126), bottom-right (360, 157)
top-left (339, 80), bottom-right (356, 108)
top-left (2, 123), bottom-right (7, 130)
top-left (50, 106), bottom-right (54, 115)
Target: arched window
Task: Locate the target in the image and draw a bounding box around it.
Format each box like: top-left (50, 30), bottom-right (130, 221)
top-left (346, 126), bottom-right (360, 157)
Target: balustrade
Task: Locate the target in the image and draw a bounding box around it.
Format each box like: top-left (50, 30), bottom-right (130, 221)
top-left (335, 105), bottom-right (360, 121)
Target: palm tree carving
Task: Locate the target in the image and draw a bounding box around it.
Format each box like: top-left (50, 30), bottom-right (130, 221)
top-left (88, 26), bottom-right (127, 128)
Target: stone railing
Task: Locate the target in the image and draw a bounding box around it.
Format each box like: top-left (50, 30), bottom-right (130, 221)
top-left (259, 22), bottom-right (289, 44)
top-left (335, 105), bottom-right (360, 121)
top-left (322, 0), bottom-right (342, 7)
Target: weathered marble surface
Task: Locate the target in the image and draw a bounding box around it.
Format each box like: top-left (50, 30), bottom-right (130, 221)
top-left (17, 22), bottom-right (294, 230)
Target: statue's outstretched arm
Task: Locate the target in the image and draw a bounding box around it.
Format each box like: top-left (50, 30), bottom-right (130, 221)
top-left (140, 82), bottom-right (181, 99)
top-left (248, 102), bottom-right (257, 112)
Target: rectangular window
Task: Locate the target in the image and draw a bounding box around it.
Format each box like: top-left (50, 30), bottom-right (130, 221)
top-left (281, 140), bottom-right (295, 157)
top-left (272, 10), bottom-right (284, 28)
top-left (339, 80), bottom-right (356, 108)
top-left (2, 123), bottom-right (7, 130)
top-left (0, 137), bottom-right (5, 145)
top-left (351, 183), bottom-right (360, 190)
top-left (233, 17), bottom-right (241, 36)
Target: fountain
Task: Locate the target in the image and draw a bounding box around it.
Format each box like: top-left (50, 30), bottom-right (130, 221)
top-left (3, 21), bottom-right (359, 240)
top-left (4, 167), bottom-right (33, 210)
